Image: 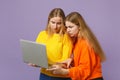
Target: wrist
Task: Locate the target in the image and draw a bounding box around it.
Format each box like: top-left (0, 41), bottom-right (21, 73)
top-left (61, 68), bottom-right (69, 75)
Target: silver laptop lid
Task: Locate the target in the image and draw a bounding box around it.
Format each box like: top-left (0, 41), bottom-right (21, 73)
top-left (20, 39), bottom-right (48, 68)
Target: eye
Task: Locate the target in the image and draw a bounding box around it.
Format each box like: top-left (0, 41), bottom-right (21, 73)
top-left (51, 21), bottom-right (55, 24)
top-left (57, 22), bottom-right (61, 25)
top-left (68, 26), bottom-right (73, 28)
top-left (65, 26), bottom-right (68, 28)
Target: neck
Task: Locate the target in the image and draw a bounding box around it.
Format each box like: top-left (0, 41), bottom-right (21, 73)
top-left (71, 37), bottom-right (77, 45)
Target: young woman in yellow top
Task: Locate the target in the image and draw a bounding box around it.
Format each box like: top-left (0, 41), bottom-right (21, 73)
top-left (47, 12), bottom-right (106, 80)
top-left (29, 8), bottom-right (73, 80)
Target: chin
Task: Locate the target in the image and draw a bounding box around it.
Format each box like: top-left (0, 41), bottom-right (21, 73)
top-left (70, 35), bottom-right (74, 37)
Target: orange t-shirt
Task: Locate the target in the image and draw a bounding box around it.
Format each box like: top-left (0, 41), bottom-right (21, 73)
top-left (69, 38), bottom-right (103, 80)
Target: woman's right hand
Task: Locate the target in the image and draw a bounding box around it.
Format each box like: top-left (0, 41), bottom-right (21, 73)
top-left (27, 63), bottom-right (40, 67)
top-left (57, 58), bottom-right (73, 68)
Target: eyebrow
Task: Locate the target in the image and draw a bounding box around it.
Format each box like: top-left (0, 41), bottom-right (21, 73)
top-left (51, 21), bottom-right (62, 23)
top-left (66, 25), bottom-right (74, 28)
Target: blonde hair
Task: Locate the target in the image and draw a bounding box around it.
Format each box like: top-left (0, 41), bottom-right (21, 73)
top-left (66, 12), bottom-right (106, 62)
top-left (45, 8), bottom-right (66, 36)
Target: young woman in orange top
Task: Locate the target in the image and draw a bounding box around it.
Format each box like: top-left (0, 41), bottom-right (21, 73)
top-left (47, 12), bottom-right (106, 80)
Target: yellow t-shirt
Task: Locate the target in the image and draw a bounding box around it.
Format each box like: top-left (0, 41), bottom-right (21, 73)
top-left (36, 30), bottom-right (73, 77)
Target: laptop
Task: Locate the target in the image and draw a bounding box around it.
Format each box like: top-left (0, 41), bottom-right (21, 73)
top-left (20, 39), bottom-right (48, 68)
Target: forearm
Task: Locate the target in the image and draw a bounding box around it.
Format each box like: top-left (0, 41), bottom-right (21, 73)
top-left (49, 65), bottom-right (70, 75)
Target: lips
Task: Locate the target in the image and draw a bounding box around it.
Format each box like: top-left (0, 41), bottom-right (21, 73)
top-left (68, 32), bottom-right (72, 35)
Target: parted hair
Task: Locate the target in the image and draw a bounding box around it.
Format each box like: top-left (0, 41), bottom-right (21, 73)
top-left (65, 12), bottom-right (106, 62)
top-left (46, 8), bottom-right (66, 36)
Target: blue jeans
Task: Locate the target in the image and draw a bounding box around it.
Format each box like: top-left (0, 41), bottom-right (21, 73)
top-left (39, 73), bottom-right (71, 80)
top-left (91, 77), bottom-right (104, 80)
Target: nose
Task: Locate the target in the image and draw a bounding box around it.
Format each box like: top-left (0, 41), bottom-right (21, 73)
top-left (67, 28), bottom-right (70, 32)
top-left (54, 23), bottom-right (58, 28)
top-left (55, 23), bottom-right (57, 27)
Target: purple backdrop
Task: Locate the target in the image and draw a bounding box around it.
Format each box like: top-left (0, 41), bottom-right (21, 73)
top-left (0, 0), bottom-right (120, 80)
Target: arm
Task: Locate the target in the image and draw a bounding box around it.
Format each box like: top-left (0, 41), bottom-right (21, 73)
top-left (49, 40), bottom-right (100, 80)
top-left (69, 47), bottom-right (92, 79)
top-left (59, 34), bottom-right (73, 61)
top-left (55, 34), bottom-right (73, 68)
top-left (48, 42), bottom-right (92, 77)
top-left (69, 40), bottom-right (100, 80)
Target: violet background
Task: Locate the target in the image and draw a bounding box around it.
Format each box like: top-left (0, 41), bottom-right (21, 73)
top-left (0, 0), bottom-right (120, 80)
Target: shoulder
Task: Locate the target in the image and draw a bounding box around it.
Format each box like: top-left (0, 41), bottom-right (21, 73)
top-left (77, 38), bottom-right (91, 48)
top-left (36, 30), bottom-right (47, 39)
top-left (37, 30), bottom-right (47, 36)
top-left (36, 30), bottom-right (47, 42)
top-left (63, 33), bottom-right (71, 39)
top-left (63, 33), bottom-right (72, 41)
top-left (63, 33), bottom-right (68, 38)
top-left (78, 38), bottom-right (88, 45)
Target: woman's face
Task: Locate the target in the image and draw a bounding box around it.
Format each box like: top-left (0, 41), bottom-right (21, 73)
top-left (65, 21), bottom-right (79, 37)
top-left (49, 17), bottom-right (62, 33)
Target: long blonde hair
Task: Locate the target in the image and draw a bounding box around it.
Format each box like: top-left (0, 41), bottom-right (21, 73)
top-left (66, 12), bottom-right (106, 62)
top-left (45, 8), bottom-right (66, 37)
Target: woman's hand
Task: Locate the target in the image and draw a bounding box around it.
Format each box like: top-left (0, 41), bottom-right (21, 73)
top-left (27, 63), bottom-right (40, 67)
top-left (58, 58), bottom-right (73, 68)
top-left (47, 64), bottom-right (69, 75)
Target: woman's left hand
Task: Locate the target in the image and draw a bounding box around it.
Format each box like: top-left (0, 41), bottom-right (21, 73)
top-left (47, 64), bottom-right (69, 75)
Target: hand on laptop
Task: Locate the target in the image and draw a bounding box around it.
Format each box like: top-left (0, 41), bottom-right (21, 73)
top-left (46, 63), bottom-right (68, 75)
top-left (27, 63), bottom-right (40, 67)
